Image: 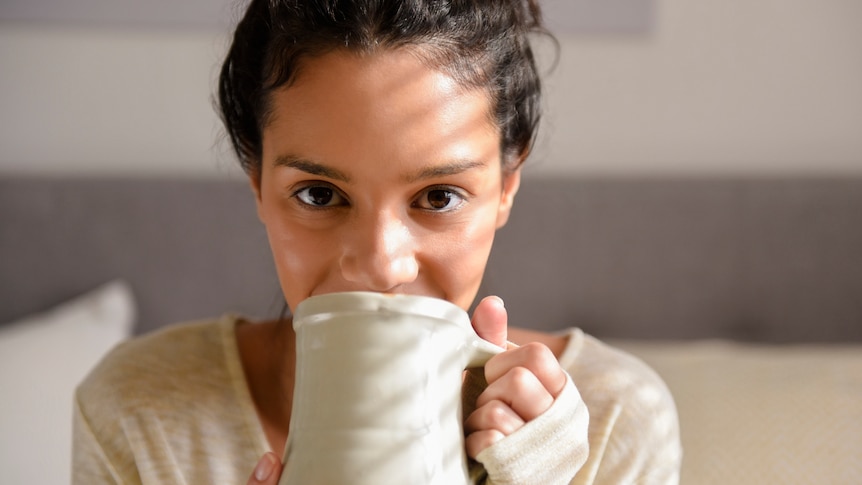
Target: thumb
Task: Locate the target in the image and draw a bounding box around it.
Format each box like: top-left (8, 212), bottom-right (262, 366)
top-left (471, 296), bottom-right (508, 348)
top-left (248, 452), bottom-right (282, 485)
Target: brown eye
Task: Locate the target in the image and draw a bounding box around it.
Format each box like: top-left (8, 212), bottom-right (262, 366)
top-left (413, 186), bottom-right (466, 212)
top-left (295, 185), bottom-right (346, 207)
top-left (426, 189), bottom-right (453, 209)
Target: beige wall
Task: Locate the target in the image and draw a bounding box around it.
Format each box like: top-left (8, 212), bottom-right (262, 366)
top-left (0, 25), bottom-right (239, 178)
top-left (1, 0), bottom-right (860, 177)
top-left (535, 0), bottom-right (862, 176)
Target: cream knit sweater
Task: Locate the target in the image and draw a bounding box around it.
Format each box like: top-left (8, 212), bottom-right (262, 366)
top-left (73, 316), bottom-right (681, 484)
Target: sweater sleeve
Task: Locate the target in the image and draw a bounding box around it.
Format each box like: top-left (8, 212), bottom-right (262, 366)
top-left (471, 374), bottom-right (590, 485)
top-left (563, 331), bottom-right (682, 485)
top-left (72, 389), bottom-right (125, 485)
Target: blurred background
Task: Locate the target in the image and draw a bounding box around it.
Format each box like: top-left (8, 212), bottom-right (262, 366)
top-left (1, 0), bottom-right (860, 178)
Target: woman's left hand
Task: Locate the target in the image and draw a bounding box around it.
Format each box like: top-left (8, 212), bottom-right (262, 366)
top-left (246, 452), bottom-right (283, 485)
top-left (463, 296), bottom-right (569, 459)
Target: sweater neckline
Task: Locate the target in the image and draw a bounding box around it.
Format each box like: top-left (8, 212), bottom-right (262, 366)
top-left (220, 315), bottom-right (274, 456)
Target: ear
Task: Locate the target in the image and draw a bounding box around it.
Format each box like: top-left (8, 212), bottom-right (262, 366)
top-left (495, 168), bottom-right (521, 229)
top-left (248, 170), bottom-right (266, 224)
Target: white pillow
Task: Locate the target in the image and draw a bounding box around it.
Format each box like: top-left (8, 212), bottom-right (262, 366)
top-left (0, 280), bottom-right (135, 485)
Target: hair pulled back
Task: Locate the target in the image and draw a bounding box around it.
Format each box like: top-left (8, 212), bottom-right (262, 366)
top-left (218, 0), bottom-right (549, 176)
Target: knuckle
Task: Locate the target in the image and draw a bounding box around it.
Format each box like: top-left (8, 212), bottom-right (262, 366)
top-left (522, 342), bottom-right (556, 367)
top-left (520, 342), bottom-right (566, 391)
top-left (507, 366), bottom-right (537, 391)
top-left (484, 400), bottom-right (512, 427)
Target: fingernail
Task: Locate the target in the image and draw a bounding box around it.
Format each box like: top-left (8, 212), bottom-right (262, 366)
top-left (254, 453), bottom-right (277, 481)
top-left (488, 295), bottom-right (505, 308)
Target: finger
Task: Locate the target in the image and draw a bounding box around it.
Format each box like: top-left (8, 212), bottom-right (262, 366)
top-left (465, 429), bottom-right (506, 459)
top-left (477, 366), bottom-right (555, 421)
top-left (484, 342), bottom-right (568, 398)
top-left (471, 296), bottom-right (507, 347)
top-left (248, 452), bottom-right (282, 485)
top-left (464, 398), bottom-right (525, 437)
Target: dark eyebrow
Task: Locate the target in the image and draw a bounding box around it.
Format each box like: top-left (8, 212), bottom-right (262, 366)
top-left (403, 160), bottom-right (487, 183)
top-left (273, 155), bottom-right (351, 182)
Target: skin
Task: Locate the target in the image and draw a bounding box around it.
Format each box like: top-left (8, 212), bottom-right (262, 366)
top-left (239, 48), bottom-right (569, 484)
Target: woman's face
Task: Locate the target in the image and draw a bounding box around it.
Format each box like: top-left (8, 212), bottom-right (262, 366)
top-left (253, 49), bottom-right (520, 312)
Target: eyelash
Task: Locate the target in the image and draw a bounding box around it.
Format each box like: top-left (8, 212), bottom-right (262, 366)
top-left (290, 182), bottom-right (468, 212)
top-left (412, 185), bottom-right (467, 212)
top-left (291, 182), bottom-right (348, 209)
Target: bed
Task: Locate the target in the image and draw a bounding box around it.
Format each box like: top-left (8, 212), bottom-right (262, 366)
top-left (2, 175), bottom-right (861, 483)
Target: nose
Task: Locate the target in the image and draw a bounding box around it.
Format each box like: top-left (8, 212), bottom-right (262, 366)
top-left (339, 210), bottom-right (419, 291)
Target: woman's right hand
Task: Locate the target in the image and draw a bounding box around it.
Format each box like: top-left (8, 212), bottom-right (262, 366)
top-left (247, 452), bottom-right (283, 485)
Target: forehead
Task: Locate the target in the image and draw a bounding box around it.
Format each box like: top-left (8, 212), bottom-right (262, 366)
top-left (261, 48), bottom-right (501, 166)
top-left (264, 48), bottom-right (497, 133)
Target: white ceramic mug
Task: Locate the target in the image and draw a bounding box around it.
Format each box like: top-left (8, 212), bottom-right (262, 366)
top-left (278, 291), bottom-right (504, 485)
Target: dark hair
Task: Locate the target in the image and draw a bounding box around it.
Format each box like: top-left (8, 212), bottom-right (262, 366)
top-left (218, 0), bottom-right (550, 176)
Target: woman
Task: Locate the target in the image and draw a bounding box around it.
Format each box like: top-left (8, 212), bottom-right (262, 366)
top-left (73, 1), bottom-right (681, 484)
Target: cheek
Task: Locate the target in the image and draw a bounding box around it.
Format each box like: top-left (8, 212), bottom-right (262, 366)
top-left (260, 211), bottom-right (333, 308)
top-left (429, 214), bottom-right (499, 309)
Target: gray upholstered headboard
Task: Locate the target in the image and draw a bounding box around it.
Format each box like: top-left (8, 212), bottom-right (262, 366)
top-left (1, 177), bottom-right (282, 336)
top-left (2, 176), bottom-right (861, 342)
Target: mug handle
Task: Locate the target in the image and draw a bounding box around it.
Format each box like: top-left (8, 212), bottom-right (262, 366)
top-left (466, 335), bottom-right (506, 368)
